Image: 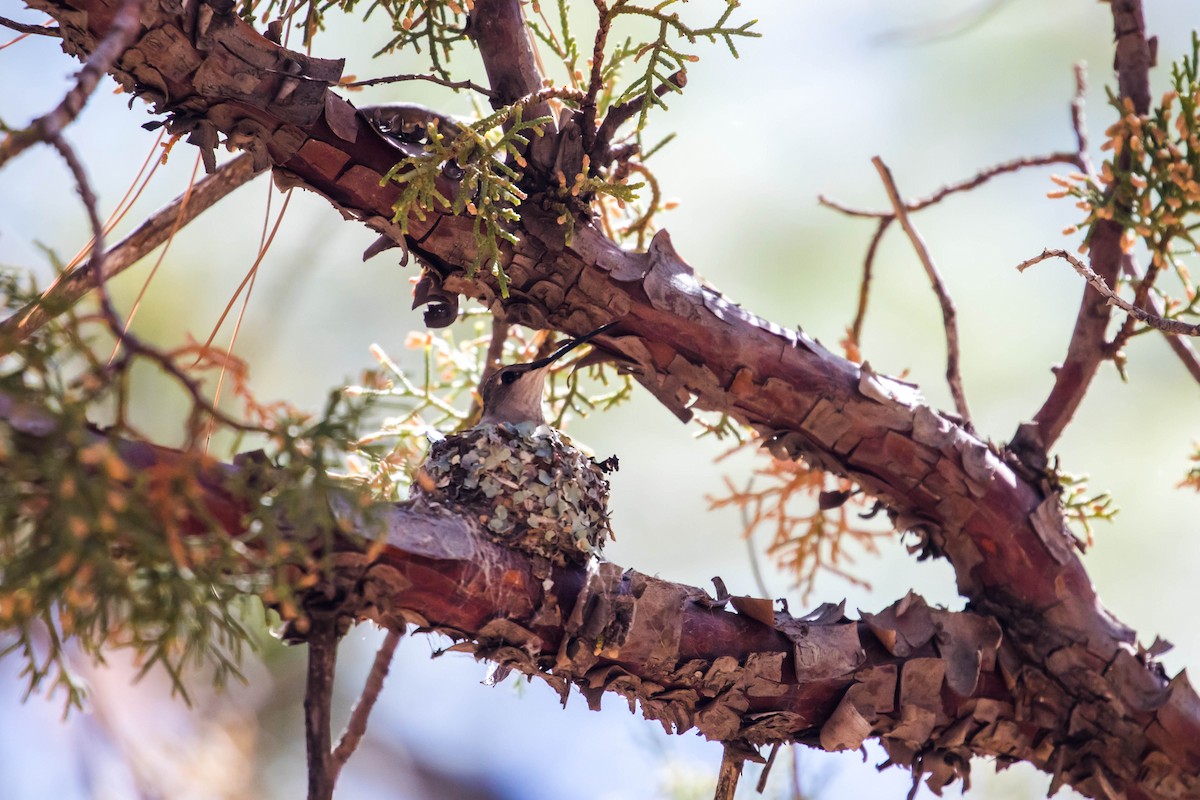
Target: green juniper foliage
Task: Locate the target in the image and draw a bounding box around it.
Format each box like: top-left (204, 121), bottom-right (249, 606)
top-left (1055, 32), bottom-right (1200, 324)
top-left (1051, 33), bottom-right (1200, 479)
top-left (0, 272), bottom-right (372, 711)
top-left (1, 0), bottom-right (755, 711)
top-left (358, 0), bottom-right (757, 294)
top-left (382, 105), bottom-right (555, 297)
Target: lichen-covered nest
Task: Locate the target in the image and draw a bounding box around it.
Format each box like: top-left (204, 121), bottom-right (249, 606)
top-left (411, 422), bottom-right (613, 565)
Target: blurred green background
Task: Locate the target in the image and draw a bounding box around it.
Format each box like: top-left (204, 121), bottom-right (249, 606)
top-left (2, 0), bottom-right (1199, 797)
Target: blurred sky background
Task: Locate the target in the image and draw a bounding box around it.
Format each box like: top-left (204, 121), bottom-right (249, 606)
top-left (2, 0), bottom-right (1200, 798)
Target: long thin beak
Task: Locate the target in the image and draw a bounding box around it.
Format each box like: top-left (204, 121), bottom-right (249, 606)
top-left (524, 322), bottom-right (617, 370)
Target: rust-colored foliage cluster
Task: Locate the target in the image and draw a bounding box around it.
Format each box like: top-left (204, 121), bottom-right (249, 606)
top-left (709, 440), bottom-right (891, 602)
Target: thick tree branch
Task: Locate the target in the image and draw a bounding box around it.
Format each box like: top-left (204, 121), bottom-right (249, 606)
top-left (15, 1), bottom-right (1200, 796)
top-left (4, 402), bottom-right (1194, 799)
top-left (1029, 0), bottom-right (1153, 448)
top-left (468, 0), bottom-right (545, 106)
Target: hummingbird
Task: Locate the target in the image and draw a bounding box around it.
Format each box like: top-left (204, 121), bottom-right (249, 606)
top-left (410, 322), bottom-right (619, 565)
top-left (478, 322), bottom-right (618, 427)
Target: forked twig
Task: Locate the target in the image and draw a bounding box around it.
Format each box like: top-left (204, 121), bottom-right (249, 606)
top-left (872, 157), bottom-right (973, 426)
top-left (819, 152), bottom-right (1082, 220)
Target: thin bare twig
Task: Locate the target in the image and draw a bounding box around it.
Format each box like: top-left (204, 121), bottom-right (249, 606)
top-left (0, 153), bottom-right (260, 354)
top-left (593, 69), bottom-right (687, 163)
top-left (331, 629), bottom-right (403, 776)
top-left (343, 73), bottom-right (493, 97)
top-left (846, 217), bottom-right (893, 358)
top-left (1017, 250), bottom-right (1200, 337)
top-left (1121, 256), bottom-right (1200, 383)
top-left (872, 157), bottom-right (973, 427)
top-left (1070, 63), bottom-right (1093, 177)
top-left (1030, 0), bottom-right (1152, 448)
top-left (820, 152), bottom-right (1082, 220)
top-left (756, 742), bottom-right (780, 794)
top-left (0, 14), bottom-right (60, 36)
top-left (0, 0), bottom-right (141, 167)
top-left (714, 745), bottom-right (744, 800)
top-left (304, 613), bottom-right (339, 800)
top-left (579, 0), bottom-right (612, 154)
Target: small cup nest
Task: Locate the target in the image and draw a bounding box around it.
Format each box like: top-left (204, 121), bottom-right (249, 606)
top-left (413, 422), bottom-right (613, 565)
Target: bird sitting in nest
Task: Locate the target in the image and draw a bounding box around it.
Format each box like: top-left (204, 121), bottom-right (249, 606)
top-left (410, 323), bottom-right (619, 566)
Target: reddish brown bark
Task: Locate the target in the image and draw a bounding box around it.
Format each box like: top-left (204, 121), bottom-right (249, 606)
top-left (12, 0), bottom-right (1200, 797)
top-left (1031, 0), bottom-right (1153, 447)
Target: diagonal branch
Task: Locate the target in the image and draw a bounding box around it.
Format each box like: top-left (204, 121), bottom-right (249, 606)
top-left (331, 629), bottom-right (402, 777)
top-left (4, 402), bottom-right (1196, 800)
top-left (0, 0), bottom-right (140, 167)
top-left (872, 157), bottom-right (972, 427)
top-left (1121, 256), bottom-right (1200, 384)
top-left (0, 153), bottom-right (260, 354)
top-left (1018, 249), bottom-right (1200, 337)
top-left (819, 151), bottom-right (1083, 220)
top-left (1029, 0), bottom-right (1153, 449)
top-left (0, 14), bottom-right (60, 37)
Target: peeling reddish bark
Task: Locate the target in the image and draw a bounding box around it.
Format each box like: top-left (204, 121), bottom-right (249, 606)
top-left (1032, 0), bottom-right (1152, 447)
top-left (14, 0), bottom-right (1200, 796)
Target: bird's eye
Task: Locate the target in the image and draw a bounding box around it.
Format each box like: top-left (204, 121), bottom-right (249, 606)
top-left (500, 370), bottom-right (519, 385)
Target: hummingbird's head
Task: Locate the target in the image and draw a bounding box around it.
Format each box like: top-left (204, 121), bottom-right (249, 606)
top-left (478, 322), bottom-right (616, 427)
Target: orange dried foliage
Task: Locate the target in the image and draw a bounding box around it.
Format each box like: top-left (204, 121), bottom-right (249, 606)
top-left (1181, 448), bottom-right (1200, 492)
top-left (709, 443), bottom-right (891, 602)
top-left (175, 337), bottom-right (301, 428)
